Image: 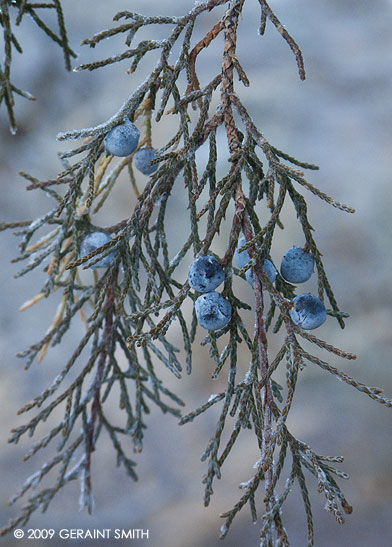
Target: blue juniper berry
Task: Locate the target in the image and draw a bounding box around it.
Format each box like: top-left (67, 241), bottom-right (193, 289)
top-left (280, 246), bottom-right (314, 283)
top-left (79, 232), bottom-right (117, 269)
top-left (134, 148), bottom-right (159, 175)
top-left (194, 291), bottom-right (232, 330)
top-left (104, 119), bottom-right (140, 157)
top-left (289, 293), bottom-right (327, 330)
top-left (235, 237), bottom-right (277, 284)
top-left (188, 256), bottom-right (225, 293)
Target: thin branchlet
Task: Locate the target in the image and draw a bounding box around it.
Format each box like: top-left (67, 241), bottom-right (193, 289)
top-left (0, 0), bottom-right (76, 133)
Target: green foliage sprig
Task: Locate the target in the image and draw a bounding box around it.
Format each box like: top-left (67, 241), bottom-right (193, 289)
top-left (1, 1), bottom-right (391, 544)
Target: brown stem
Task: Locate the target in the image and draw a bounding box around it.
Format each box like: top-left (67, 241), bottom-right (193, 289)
top-left (221, 0), bottom-right (244, 155)
top-left (187, 19), bottom-right (224, 102)
top-left (242, 211), bottom-right (289, 543)
top-left (219, 3), bottom-right (285, 540)
top-left (241, 215), bottom-right (271, 447)
top-left (220, 0), bottom-right (274, 510)
top-left (84, 268), bottom-right (118, 512)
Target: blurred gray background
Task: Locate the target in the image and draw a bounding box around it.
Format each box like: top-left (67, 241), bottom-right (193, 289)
top-left (1, 0), bottom-right (392, 545)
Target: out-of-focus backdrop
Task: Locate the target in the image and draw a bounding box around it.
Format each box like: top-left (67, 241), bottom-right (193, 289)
top-left (1, 1), bottom-right (392, 545)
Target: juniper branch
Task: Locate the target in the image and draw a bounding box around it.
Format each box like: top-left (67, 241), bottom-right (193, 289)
top-left (1, 1), bottom-right (390, 545)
